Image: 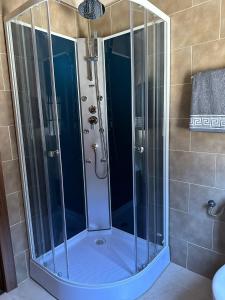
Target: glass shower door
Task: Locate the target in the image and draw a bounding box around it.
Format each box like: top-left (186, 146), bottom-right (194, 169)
top-left (6, 1), bottom-right (69, 279)
top-left (130, 2), bottom-right (167, 272)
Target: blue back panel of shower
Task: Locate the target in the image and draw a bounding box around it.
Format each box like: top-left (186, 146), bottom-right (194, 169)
top-left (104, 34), bottom-right (134, 235)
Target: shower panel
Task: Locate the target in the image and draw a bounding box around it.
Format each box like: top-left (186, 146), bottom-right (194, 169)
top-left (76, 38), bottom-right (111, 231)
top-left (5, 0), bottom-right (170, 299)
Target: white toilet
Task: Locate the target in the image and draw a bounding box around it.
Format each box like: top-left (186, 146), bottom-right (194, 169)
top-left (213, 265), bottom-right (225, 300)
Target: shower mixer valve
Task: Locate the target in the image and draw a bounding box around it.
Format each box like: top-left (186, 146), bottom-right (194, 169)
top-left (88, 116), bottom-right (98, 129)
top-left (89, 105), bottom-right (97, 114)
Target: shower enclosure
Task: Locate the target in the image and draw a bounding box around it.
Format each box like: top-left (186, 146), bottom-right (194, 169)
top-left (5, 0), bottom-right (170, 299)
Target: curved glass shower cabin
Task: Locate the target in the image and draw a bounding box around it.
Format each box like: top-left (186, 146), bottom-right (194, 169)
top-left (5, 0), bottom-right (170, 299)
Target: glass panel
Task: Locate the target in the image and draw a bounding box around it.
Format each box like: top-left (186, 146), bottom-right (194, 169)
top-left (104, 33), bottom-right (134, 236)
top-left (8, 2), bottom-right (70, 278)
top-left (31, 2), bottom-right (69, 278)
top-left (131, 3), bottom-right (166, 271)
top-left (131, 3), bottom-right (149, 271)
top-left (10, 10), bottom-right (55, 271)
top-left (152, 19), bottom-right (166, 253)
top-left (147, 13), bottom-right (166, 256)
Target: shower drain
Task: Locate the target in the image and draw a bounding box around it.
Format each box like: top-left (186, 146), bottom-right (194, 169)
top-left (95, 238), bottom-right (106, 245)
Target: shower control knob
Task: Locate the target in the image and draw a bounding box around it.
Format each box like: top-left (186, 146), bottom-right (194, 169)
top-left (89, 105), bottom-right (97, 114)
top-left (88, 116), bottom-right (98, 129)
top-left (81, 96), bottom-right (87, 102)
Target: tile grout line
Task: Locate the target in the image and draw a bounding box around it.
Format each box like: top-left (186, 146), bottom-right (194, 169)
top-left (170, 179), bottom-right (225, 194)
top-left (170, 0), bottom-right (213, 17)
top-left (1, 157), bottom-right (19, 163)
top-left (172, 36), bottom-right (225, 52)
top-left (6, 189), bottom-right (21, 197)
top-left (182, 240), bottom-right (225, 256)
top-left (170, 148), bottom-right (225, 156)
top-left (10, 219), bottom-right (26, 229)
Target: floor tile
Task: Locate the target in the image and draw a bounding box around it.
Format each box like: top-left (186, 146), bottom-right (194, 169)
top-left (141, 263), bottom-right (212, 300)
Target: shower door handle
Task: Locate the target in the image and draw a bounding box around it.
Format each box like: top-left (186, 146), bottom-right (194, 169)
top-left (48, 150), bottom-right (60, 158)
top-left (135, 146), bottom-right (144, 153)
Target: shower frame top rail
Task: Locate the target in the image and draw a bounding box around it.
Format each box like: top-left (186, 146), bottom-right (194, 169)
top-left (4, 0), bottom-right (170, 23)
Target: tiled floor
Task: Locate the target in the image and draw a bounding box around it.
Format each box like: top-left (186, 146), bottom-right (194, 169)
top-left (0, 263), bottom-right (212, 300)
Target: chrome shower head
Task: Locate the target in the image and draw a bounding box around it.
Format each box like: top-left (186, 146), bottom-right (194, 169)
top-left (78, 0), bottom-right (105, 20)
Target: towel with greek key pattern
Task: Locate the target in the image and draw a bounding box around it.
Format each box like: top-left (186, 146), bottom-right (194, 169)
top-left (190, 68), bottom-right (225, 132)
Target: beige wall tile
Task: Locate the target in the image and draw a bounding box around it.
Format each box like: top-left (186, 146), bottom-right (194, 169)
top-left (191, 131), bottom-right (225, 153)
top-left (0, 19), bottom-right (6, 53)
top-left (2, 159), bottom-right (21, 194)
top-left (1, 54), bottom-right (10, 91)
top-left (111, 0), bottom-right (129, 34)
top-left (0, 55), bottom-right (4, 90)
top-left (132, 4), bottom-right (145, 27)
top-left (170, 180), bottom-right (189, 212)
top-left (49, 0), bottom-right (78, 37)
top-left (75, 12), bottom-right (89, 38)
top-left (170, 84), bottom-right (192, 118)
top-left (170, 150), bottom-right (215, 186)
top-left (0, 126), bottom-right (12, 161)
top-left (193, 0), bottom-right (210, 4)
top-left (30, 4), bottom-right (45, 30)
top-left (6, 192), bottom-right (21, 226)
top-left (170, 209), bottom-right (213, 248)
top-left (150, 0), bottom-right (192, 15)
top-left (90, 7), bottom-right (111, 37)
top-left (192, 39), bottom-right (225, 73)
top-left (215, 155), bottom-right (225, 189)
top-left (18, 191), bottom-right (25, 222)
top-left (189, 184), bottom-right (225, 222)
top-left (0, 91), bottom-right (14, 125)
top-left (171, 0), bottom-right (220, 49)
top-left (10, 221), bottom-right (28, 255)
top-left (171, 47), bottom-right (192, 84)
top-left (187, 243), bottom-right (225, 278)
top-left (170, 236), bottom-right (187, 268)
top-left (213, 221), bottom-right (225, 254)
top-left (221, 0), bottom-right (225, 38)
top-left (2, 0), bottom-right (27, 15)
top-left (170, 118), bottom-right (190, 151)
top-left (14, 252), bottom-right (28, 283)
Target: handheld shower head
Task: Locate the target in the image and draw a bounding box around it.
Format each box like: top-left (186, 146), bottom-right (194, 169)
top-left (78, 0), bottom-right (105, 20)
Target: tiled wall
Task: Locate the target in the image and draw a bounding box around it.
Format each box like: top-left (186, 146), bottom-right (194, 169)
top-left (151, 0), bottom-right (225, 278)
